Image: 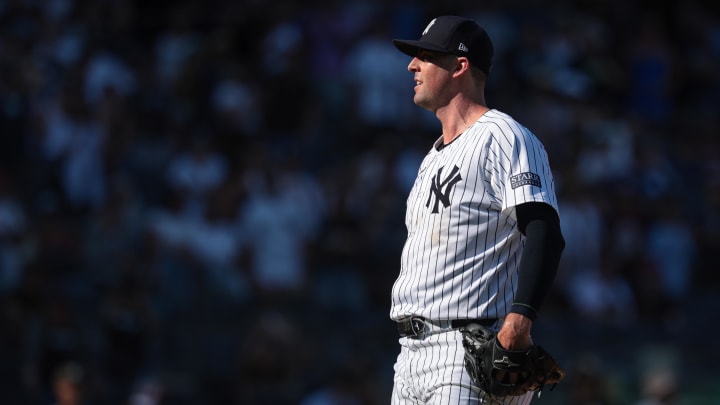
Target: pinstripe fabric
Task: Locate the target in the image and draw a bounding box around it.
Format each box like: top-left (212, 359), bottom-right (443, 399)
top-left (390, 109), bottom-right (558, 322)
top-left (391, 331), bottom-right (535, 404)
top-left (390, 109), bottom-right (558, 404)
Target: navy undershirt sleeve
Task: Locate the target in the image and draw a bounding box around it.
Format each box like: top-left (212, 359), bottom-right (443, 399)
top-left (511, 202), bottom-right (565, 320)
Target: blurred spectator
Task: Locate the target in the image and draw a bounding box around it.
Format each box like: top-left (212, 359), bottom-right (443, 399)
top-left (166, 134), bottom-right (229, 217)
top-left (210, 65), bottom-right (263, 136)
top-left (644, 199), bottom-right (697, 308)
top-left (564, 353), bottom-right (614, 405)
top-left (635, 346), bottom-right (681, 405)
top-left (303, 1), bottom-right (371, 128)
top-left (49, 362), bottom-right (88, 405)
top-left (575, 117), bottom-right (635, 186)
top-left (625, 12), bottom-right (675, 125)
top-left (556, 173), bottom-right (639, 327)
top-left (635, 138), bottom-right (683, 201)
top-left (261, 7), bottom-right (306, 77)
top-left (22, 294), bottom-right (93, 402)
top-left (153, 6), bottom-right (202, 89)
top-left (342, 19), bottom-right (416, 131)
top-left (128, 376), bottom-right (165, 405)
top-left (238, 157), bottom-right (326, 298)
top-left (556, 175), bottom-right (605, 289)
top-left (166, 136), bottom-right (227, 196)
top-left (82, 175), bottom-right (146, 285)
top-left (38, 79), bottom-right (108, 212)
top-left (564, 264), bottom-right (637, 327)
top-left (185, 173), bottom-right (250, 303)
top-left (0, 173), bottom-right (28, 294)
top-left (635, 369), bottom-right (679, 405)
top-left (83, 49), bottom-right (137, 105)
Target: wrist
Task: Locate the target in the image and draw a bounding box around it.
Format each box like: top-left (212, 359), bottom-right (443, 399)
top-left (510, 303), bottom-right (538, 320)
top-left (498, 312), bottom-right (534, 350)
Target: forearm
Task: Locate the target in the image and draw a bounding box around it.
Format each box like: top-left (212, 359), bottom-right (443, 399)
top-left (511, 203), bottom-right (565, 320)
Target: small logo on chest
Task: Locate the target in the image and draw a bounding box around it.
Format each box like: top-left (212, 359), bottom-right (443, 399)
top-left (426, 165), bottom-right (462, 213)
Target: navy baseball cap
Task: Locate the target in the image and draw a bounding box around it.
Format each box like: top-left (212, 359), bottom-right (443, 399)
top-left (393, 16), bottom-right (494, 75)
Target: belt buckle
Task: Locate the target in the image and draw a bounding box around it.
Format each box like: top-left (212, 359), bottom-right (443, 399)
top-left (409, 316), bottom-right (426, 336)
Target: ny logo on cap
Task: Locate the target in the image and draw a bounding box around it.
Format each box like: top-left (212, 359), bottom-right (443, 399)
top-left (422, 18), bottom-right (437, 36)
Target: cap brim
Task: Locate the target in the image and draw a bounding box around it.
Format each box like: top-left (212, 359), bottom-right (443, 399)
top-left (392, 39), bottom-right (448, 58)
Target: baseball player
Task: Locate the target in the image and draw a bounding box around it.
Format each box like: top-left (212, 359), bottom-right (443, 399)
top-left (389, 16), bottom-right (565, 404)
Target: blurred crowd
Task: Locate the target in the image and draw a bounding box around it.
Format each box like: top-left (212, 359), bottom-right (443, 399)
top-left (0, 0), bottom-right (719, 404)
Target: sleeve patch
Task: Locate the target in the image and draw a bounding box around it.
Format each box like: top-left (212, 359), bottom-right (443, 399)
top-left (510, 172), bottom-right (541, 189)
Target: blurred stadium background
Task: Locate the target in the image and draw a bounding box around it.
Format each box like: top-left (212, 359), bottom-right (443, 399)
top-left (0, 0), bottom-right (719, 404)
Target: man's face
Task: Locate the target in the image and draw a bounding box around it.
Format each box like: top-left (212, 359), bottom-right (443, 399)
top-left (407, 50), bottom-right (457, 111)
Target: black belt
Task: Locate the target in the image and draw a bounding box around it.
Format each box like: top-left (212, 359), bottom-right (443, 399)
top-left (397, 317), bottom-right (497, 338)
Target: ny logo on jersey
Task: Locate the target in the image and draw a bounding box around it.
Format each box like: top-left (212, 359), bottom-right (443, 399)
top-left (426, 165), bottom-right (462, 213)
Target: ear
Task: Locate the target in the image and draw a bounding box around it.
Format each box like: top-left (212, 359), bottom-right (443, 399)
top-left (453, 56), bottom-right (471, 77)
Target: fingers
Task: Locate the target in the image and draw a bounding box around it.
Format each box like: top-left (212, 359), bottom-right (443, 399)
top-left (494, 370), bottom-right (529, 385)
top-left (494, 370), bottom-right (518, 384)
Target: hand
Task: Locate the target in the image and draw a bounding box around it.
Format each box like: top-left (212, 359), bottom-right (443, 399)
top-left (497, 312), bottom-right (533, 350)
top-left (494, 313), bottom-right (534, 386)
top-left (460, 314), bottom-right (565, 397)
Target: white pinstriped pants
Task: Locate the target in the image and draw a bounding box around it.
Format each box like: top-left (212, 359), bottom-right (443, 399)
top-left (391, 330), bottom-right (534, 405)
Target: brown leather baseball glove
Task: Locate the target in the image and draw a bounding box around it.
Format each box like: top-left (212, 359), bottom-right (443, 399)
top-left (460, 322), bottom-right (565, 398)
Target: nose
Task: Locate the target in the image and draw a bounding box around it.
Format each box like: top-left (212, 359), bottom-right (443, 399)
top-left (408, 57), bottom-right (420, 72)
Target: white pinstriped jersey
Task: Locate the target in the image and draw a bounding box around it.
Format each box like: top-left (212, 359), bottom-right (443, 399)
top-left (390, 109), bottom-right (559, 322)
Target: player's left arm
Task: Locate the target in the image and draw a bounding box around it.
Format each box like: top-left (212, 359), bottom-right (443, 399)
top-left (497, 201), bottom-right (565, 351)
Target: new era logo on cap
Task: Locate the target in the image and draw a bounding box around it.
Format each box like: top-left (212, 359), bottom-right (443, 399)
top-left (392, 15), bottom-right (494, 75)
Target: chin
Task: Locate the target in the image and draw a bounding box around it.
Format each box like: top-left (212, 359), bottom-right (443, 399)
top-left (414, 98), bottom-right (432, 111)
